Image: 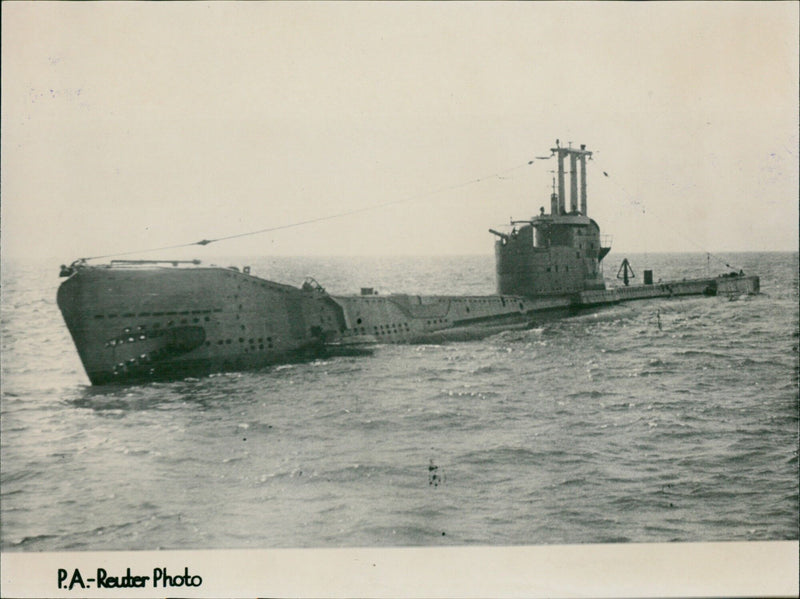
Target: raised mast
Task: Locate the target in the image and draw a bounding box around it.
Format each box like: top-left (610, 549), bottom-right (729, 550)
top-left (579, 144), bottom-right (588, 215)
top-left (555, 141), bottom-right (566, 215)
top-left (549, 141), bottom-right (593, 215)
top-left (569, 152), bottom-right (579, 213)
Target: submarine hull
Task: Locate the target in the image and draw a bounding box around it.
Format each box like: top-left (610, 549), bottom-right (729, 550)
top-left (57, 264), bottom-right (760, 385)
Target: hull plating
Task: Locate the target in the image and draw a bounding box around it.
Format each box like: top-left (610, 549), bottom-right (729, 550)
top-left (58, 264), bottom-right (760, 385)
top-left (57, 266), bottom-right (344, 385)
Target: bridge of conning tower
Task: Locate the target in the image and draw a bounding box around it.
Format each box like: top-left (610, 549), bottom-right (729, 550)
top-left (490, 141), bottom-right (611, 297)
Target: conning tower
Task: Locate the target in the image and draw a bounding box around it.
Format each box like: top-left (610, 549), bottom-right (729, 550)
top-left (491, 141), bottom-right (611, 297)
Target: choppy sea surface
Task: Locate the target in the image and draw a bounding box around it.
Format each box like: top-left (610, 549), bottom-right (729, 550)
top-left (1, 252), bottom-right (798, 551)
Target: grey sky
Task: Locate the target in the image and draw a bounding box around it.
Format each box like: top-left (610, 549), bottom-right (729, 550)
top-left (2, 2), bottom-right (798, 264)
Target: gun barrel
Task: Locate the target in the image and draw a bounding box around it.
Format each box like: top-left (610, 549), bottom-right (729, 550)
top-left (488, 229), bottom-right (509, 241)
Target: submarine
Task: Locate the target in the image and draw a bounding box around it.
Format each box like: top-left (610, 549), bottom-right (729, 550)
top-left (57, 141), bottom-right (760, 385)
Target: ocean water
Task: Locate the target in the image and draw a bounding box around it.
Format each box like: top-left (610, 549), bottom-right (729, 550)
top-left (1, 252), bottom-right (798, 551)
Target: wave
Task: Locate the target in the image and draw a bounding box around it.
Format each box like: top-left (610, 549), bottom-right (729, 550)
top-left (7, 534), bottom-right (59, 549)
top-left (457, 445), bottom-right (564, 465)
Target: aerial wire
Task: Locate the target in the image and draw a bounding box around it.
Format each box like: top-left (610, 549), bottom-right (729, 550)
top-left (77, 159), bottom-right (537, 262)
top-left (593, 161), bottom-right (744, 273)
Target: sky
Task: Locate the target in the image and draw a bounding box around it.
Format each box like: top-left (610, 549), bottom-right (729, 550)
top-left (2, 2), bottom-right (798, 265)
